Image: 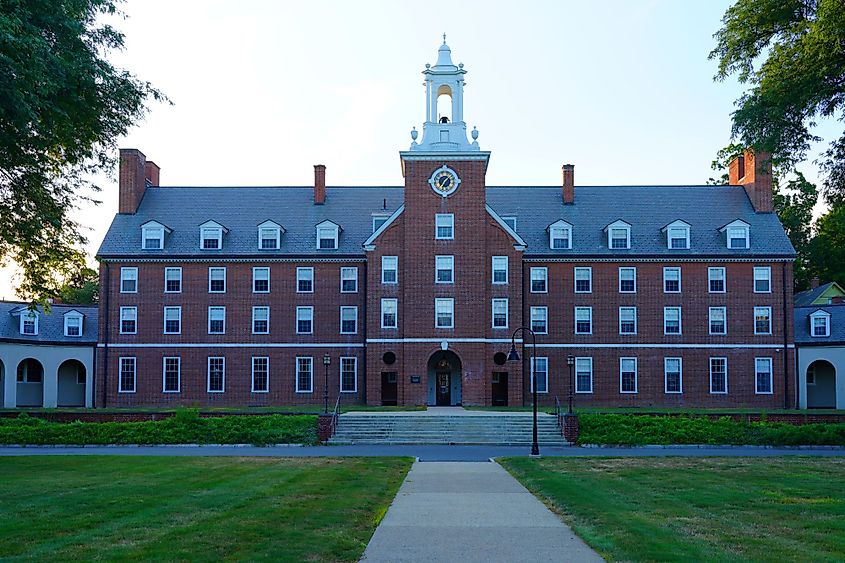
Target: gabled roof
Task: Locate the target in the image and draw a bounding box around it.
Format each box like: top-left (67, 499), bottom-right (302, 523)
top-left (661, 219), bottom-right (691, 232)
top-left (140, 220), bottom-right (172, 232)
top-left (364, 204), bottom-right (405, 250)
top-left (794, 282), bottom-right (845, 307)
top-left (316, 219), bottom-right (341, 231)
top-left (257, 219), bottom-right (286, 232)
top-left (719, 219), bottom-right (750, 231)
top-left (604, 219), bottom-right (631, 231)
top-left (0, 301), bottom-right (98, 344)
top-left (795, 305), bottom-right (845, 345)
top-left (547, 219), bottom-right (573, 231)
top-left (486, 205), bottom-right (527, 249)
top-left (199, 220), bottom-right (229, 232)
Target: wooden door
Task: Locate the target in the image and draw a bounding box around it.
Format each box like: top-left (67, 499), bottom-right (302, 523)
top-left (435, 371), bottom-right (451, 406)
top-left (381, 372), bottom-right (398, 406)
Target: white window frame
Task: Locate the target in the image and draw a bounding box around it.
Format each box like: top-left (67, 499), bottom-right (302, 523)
top-left (252, 306), bottom-right (270, 335)
top-left (118, 357), bottom-right (136, 393)
top-left (340, 356), bottom-right (357, 393)
top-left (607, 222), bottom-right (631, 249)
top-left (530, 267), bottom-right (548, 293)
top-left (810, 311), bottom-right (831, 337)
top-left (253, 267), bottom-right (270, 293)
top-left (619, 267), bottom-right (637, 293)
top-left (492, 256), bottom-right (508, 285)
top-left (619, 307), bottom-right (637, 335)
top-left (492, 298), bottom-right (508, 329)
top-left (164, 267), bottom-right (182, 293)
top-left (502, 216), bottom-right (517, 231)
top-left (316, 223), bottom-right (339, 250)
top-left (64, 313), bottom-right (83, 337)
top-left (164, 306), bottom-right (182, 335)
top-left (664, 306), bottom-right (682, 335)
top-left (549, 223), bottom-right (572, 250)
top-left (664, 357), bottom-right (683, 394)
top-left (435, 213), bottom-right (454, 240)
top-left (251, 356), bottom-right (270, 393)
top-left (435, 255), bottom-right (455, 284)
top-left (296, 306), bottom-right (314, 335)
top-left (574, 267), bottom-right (592, 293)
top-left (575, 306), bottom-right (593, 335)
top-left (141, 223), bottom-right (164, 250)
top-left (19, 312), bottom-right (38, 336)
top-left (340, 267), bottom-right (358, 293)
top-left (381, 256), bottom-right (398, 284)
top-left (381, 298), bottom-right (398, 329)
top-left (530, 357), bottom-right (548, 394)
top-left (295, 356), bottom-right (313, 393)
top-left (755, 357), bottom-right (773, 395)
top-left (709, 357), bottom-right (728, 394)
top-left (620, 357), bottom-right (638, 394)
top-left (575, 357), bottom-right (593, 394)
top-left (435, 298), bottom-right (455, 329)
top-left (258, 223), bottom-right (281, 250)
top-left (200, 225), bottom-right (223, 250)
top-left (340, 306), bottom-right (358, 335)
top-left (709, 307), bottom-right (727, 335)
top-left (753, 266), bottom-right (772, 293)
top-left (727, 225), bottom-right (750, 249)
top-left (665, 223), bottom-right (690, 249)
top-left (754, 306), bottom-right (772, 335)
top-left (208, 267), bottom-right (226, 293)
top-left (163, 356), bottom-right (181, 393)
top-left (296, 267), bottom-right (314, 293)
top-left (120, 267), bottom-right (138, 293)
top-left (119, 307), bottom-right (137, 335)
top-left (207, 356), bottom-right (225, 393)
top-left (208, 306), bottom-right (226, 335)
top-left (708, 267), bottom-right (726, 293)
top-left (663, 267), bottom-right (681, 293)
top-left (530, 306), bottom-right (548, 334)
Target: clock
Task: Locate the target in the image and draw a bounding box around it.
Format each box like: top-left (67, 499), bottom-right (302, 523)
top-left (428, 165), bottom-right (461, 197)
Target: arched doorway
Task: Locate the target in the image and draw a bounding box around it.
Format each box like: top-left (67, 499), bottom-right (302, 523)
top-left (427, 350), bottom-right (462, 406)
top-left (57, 359), bottom-right (86, 407)
top-left (16, 358), bottom-right (44, 407)
top-left (807, 360), bottom-right (836, 408)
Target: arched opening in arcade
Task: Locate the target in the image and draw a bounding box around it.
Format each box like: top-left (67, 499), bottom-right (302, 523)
top-left (16, 358), bottom-right (44, 407)
top-left (807, 359), bottom-right (836, 409)
top-left (427, 350), bottom-right (462, 406)
top-left (57, 359), bottom-right (86, 407)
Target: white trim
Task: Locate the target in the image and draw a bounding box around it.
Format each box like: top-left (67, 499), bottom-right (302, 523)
top-left (251, 356), bottom-right (270, 393)
top-left (574, 267), bottom-right (592, 293)
top-left (810, 310), bottom-right (831, 337)
top-left (530, 306), bottom-right (548, 334)
top-left (662, 221), bottom-right (691, 250)
top-left (381, 298), bottom-right (398, 329)
top-left (435, 213), bottom-right (455, 240)
top-left (485, 204), bottom-right (527, 248)
top-left (575, 306), bottom-right (592, 335)
top-left (618, 266), bottom-right (637, 293)
top-left (709, 356), bottom-right (728, 394)
top-left (435, 255), bottom-right (455, 284)
top-left (366, 338), bottom-right (519, 344)
top-left (252, 267), bottom-right (270, 293)
top-left (119, 306), bottom-right (137, 335)
top-left (339, 356), bottom-right (357, 393)
top-left (257, 221), bottom-right (283, 250)
top-left (435, 297), bottom-right (455, 329)
top-left (548, 219), bottom-right (573, 250)
top-left (709, 306), bottom-right (727, 335)
top-left (163, 306), bottom-right (182, 335)
top-left (381, 256), bottom-right (398, 284)
top-left (296, 306), bottom-right (314, 335)
top-left (118, 356), bottom-right (136, 393)
top-left (162, 356), bottom-right (181, 393)
top-left (619, 357), bottom-right (638, 394)
top-left (753, 266), bottom-right (772, 293)
top-left (295, 356), bottom-right (313, 393)
top-left (207, 306), bottom-right (226, 335)
top-left (340, 266), bottom-right (358, 293)
top-left (102, 257), bottom-right (369, 263)
top-left (208, 266), bottom-right (226, 293)
top-left (296, 267), bottom-right (314, 293)
top-left (492, 256), bottom-right (508, 285)
top-left (207, 356), bottom-right (225, 393)
top-left (340, 306), bottom-right (358, 335)
top-left (755, 357), bottom-right (774, 395)
top-left (530, 267), bottom-right (548, 293)
top-left (708, 266), bottom-right (727, 293)
top-left (530, 356), bottom-right (549, 394)
top-left (63, 311), bottom-right (83, 337)
top-left (754, 306), bottom-right (772, 335)
top-left (99, 341), bottom-right (794, 349)
top-left (521, 256), bottom-right (793, 263)
top-left (532, 343), bottom-right (793, 349)
top-left (363, 204), bottom-right (405, 249)
top-left (252, 306), bottom-right (270, 334)
top-left (664, 357), bottom-right (683, 394)
top-left (663, 266), bottom-right (681, 293)
top-left (164, 267), bottom-right (182, 293)
top-left (663, 306), bottom-right (682, 335)
top-left (315, 220), bottom-right (340, 251)
top-left (618, 306), bottom-right (637, 335)
top-left (120, 267), bottom-right (138, 293)
top-left (491, 298), bottom-right (509, 329)
top-left (101, 342), bottom-right (366, 348)
top-left (606, 220), bottom-right (631, 250)
top-left (575, 357), bottom-right (593, 394)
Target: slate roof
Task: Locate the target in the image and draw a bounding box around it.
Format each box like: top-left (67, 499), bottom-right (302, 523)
top-left (0, 302), bottom-right (98, 344)
top-left (794, 305), bottom-right (845, 345)
top-left (794, 282), bottom-right (843, 307)
top-left (97, 185), bottom-right (795, 259)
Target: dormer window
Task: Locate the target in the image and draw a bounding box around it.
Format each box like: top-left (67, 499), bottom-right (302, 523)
top-left (257, 221), bottom-right (283, 250)
top-left (721, 220), bottom-right (750, 249)
top-left (548, 220), bottom-right (572, 250)
top-left (316, 220), bottom-right (340, 250)
top-left (141, 221), bottom-right (168, 250)
top-left (662, 220), bottom-right (690, 250)
top-left (199, 221), bottom-right (227, 250)
top-left (502, 216), bottom-right (517, 231)
top-left (372, 215), bottom-right (390, 233)
top-left (605, 220), bottom-right (631, 250)
top-left (810, 310), bottom-right (831, 337)
top-left (20, 311), bottom-right (38, 335)
top-left (64, 311), bottom-right (83, 337)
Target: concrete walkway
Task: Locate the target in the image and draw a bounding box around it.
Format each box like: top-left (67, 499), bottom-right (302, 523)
top-left (360, 461), bottom-right (603, 562)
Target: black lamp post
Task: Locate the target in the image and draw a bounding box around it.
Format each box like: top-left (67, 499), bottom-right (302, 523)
top-left (323, 354), bottom-right (331, 414)
top-left (507, 327), bottom-right (539, 457)
top-left (566, 354), bottom-right (575, 415)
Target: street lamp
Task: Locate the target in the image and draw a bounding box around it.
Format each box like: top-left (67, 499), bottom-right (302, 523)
top-left (566, 354), bottom-right (575, 414)
top-left (323, 354), bottom-right (331, 414)
top-left (507, 327), bottom-right (539, 457)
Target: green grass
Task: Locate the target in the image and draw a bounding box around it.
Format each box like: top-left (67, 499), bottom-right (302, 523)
top-left (0, 456), bottom-right (412, 561)
top-left (501, 457), bottom-right (845, 562)
top-left (575, 407), bottom-right (845, 415)
top-left (0, 405), bottom-right (426, 414)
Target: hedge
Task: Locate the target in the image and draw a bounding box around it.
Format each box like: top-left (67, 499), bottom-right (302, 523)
top-left (0, 410), bottom-right (318, 446)
top-left (578, 414), bottom-right (845, 446)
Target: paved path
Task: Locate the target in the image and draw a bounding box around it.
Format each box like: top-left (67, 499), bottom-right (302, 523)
top-left (360, 460), bottom-right (603, 562)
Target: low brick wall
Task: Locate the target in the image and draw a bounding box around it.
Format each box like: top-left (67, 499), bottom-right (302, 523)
top-left (0, 410), bottom-right (308, 423)
top-left (586, 412), bottom-right (845, 425)
top-left (562, 413), bottom-right (579, 444)
top-left (317, 414), bottom-right (336, 443)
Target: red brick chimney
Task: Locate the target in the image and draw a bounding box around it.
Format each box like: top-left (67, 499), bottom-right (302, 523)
top-left (729, 149), bottom-right (773, 213)
top-left (145, 161), bottom-right (160, 186)
top-left (562, 164), bottom-right (574, 204)
top-left (119, 149), bottom-right (149, 214)
top-left (314, 164), bottom-right (326, 205)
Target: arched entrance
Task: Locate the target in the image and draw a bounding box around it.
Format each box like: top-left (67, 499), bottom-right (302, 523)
top-left (807, 360), bottom-right (836, 408)
top-left (427, 350), bottom-right (462, 406)
top-left (16, 358), bottom-right (44, 407)
top-left (57, 359), bottom-right (86, 407)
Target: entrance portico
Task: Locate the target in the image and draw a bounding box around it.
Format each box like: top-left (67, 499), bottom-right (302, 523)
top-left (427, 350), bottom-right (462, 406)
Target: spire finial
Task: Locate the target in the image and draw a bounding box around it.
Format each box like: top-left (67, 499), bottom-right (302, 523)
top-left (443, 33), bottom-right (447, 44)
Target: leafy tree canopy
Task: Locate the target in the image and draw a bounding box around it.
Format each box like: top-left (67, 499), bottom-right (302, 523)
top-left (0, 0), bottom-right (165, 303)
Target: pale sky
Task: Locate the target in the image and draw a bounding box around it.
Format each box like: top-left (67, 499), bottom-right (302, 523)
top-left (1, 0), bottom-right (838, 299)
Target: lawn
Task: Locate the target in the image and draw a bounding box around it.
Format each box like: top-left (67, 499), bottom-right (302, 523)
top-left (501, 457), bottom-right (845, 562)
top-left (0, 456), bottom-right (411, 561)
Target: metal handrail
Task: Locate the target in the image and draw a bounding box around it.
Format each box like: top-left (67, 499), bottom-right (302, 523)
top-left (330, 395), bottom-right (341, 438)
top-left (554, 396), bottom-right (562, 428)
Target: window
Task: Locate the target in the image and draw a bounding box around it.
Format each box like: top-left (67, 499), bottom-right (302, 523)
top-left (436, 214), bottom-right (454, 239)
top-left (664, 307), bottom-right (681, 335)
top-left (64, 313), bottom-right (82, 337)
top-left (575, 307), bottom-right (592, 335)
top-left (142, 224), bottom-right (165, 250)
top-left (296, 306), bottom-right (313, 334)
top-left (619, 307), bottom-right (637, 335)
top-left (435, 255), bottom-right (454, 284)
top-left (253, 267), bottom-right (270, 293)
top-left (207, 357), bottom-right (225, 393)
top-left (164, 306), bottom-right (181, 334)
top-left (708, 267), bottom-right (726, 293)
top-left (665, 357), bottom-right (682, 394)
top-left (607, 222), bottom-right (631, 249)
top-left (530, 306), bottom-right (548, 334)
top-left (754, 307), bottom-right (772, 335)
top-left (754, 266), bottom-right (771, 293)
top-left (208, 267), bottom-right (226, 293)
top-left (755, 358), bottom-right (773, 394)
top-left (259, 224), bottom-right (281, 250)
top-left (811, 311), bottom-right (831, 337)
top-left (208, 306), bottom-right (225, 334)
top-left (340, 267), bottom-right (358, 293)
top-left (316, 222), bottom-right (339, 250)
top-left (200, 224), bottom-right (223, 250)
top-left (668, 225), bottom-right (690, 249)
top-left (20, 313), bottom-right (38, 335)
top-left (382, 256), bottom-right (398, 284)
top-left (574, 267), bottom-right (592, 293)
top-left (435, 298), bottom-right (454, 329)
top-left (619, 267), bottom-right (636, 293)
top-left (340, 306), bottom-right (358, 334)
top-left (530, 267), bottom-right (548, 293)
top-left (709, 307), bottom-right (727, 335)
top-left (492, 298), bottom-right (508, 329)
top-left (119, 357), bottom-right (136, 393)
top-left (164, 267), bottom-right (182, 293)
top-left (297, 267), bottom-right (314, 293)
top-left (252, 357), bottom-right (269, 393)
top-left (163, 357), bottom-right (180, 393)
top-left (492, 256), bottom-right (508, 284)
top-left (575, 357), bottom-right (593, 393)
top-left (381, 299), bottom-right (397, 329)
top-left (372, 215), bottom-right (389, 233)
top-left (663, 267), bottom-right (681, 293)
top-left (620, 357), bottom-right (637, 393)
top-left (17, 360), bottom-right (42, 383)
top-left (549, 222), bottom-right (572, 249)
top-left (120, 307), bottom-right (137, 334)
top-left (252, 306), bottom-right (270, 334)
top-left (340, 357), bottom-right (357, 393)
top-left (502, 216), bottom-right (517, 231)
top-left (710, 357), bottom-right (728, 394)
top-left (120, 267), bottom-right (138, 293)
top-left (530, 357), bottom-right (548, 393)
top-left (296, 356), bottom-right (313, 393)
top-left (727, 225), bottom-right (749, 249)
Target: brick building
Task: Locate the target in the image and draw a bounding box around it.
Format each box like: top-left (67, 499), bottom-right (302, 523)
top-left (95, 40), bottom-right (796, 408)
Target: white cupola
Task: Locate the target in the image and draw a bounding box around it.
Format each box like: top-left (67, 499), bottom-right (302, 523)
top-left (409, 35), bottom-right (480, 152)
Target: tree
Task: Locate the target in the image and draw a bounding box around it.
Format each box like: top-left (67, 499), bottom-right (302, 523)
top-left (0, 0), bottom-right (165, 303)
top-left (53, 265), bottom-right (99, 305)
top-left (808, 206), bottom-right (845, 286)
top-left (709, 0), bottom-right (845, 203)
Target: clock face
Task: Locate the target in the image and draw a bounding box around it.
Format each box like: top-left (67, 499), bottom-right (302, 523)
top-left (428, 165), bottom-right (461, 197)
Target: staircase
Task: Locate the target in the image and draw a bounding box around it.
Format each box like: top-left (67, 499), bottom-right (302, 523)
top-left (329, 409), bottom-right (569, 446)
